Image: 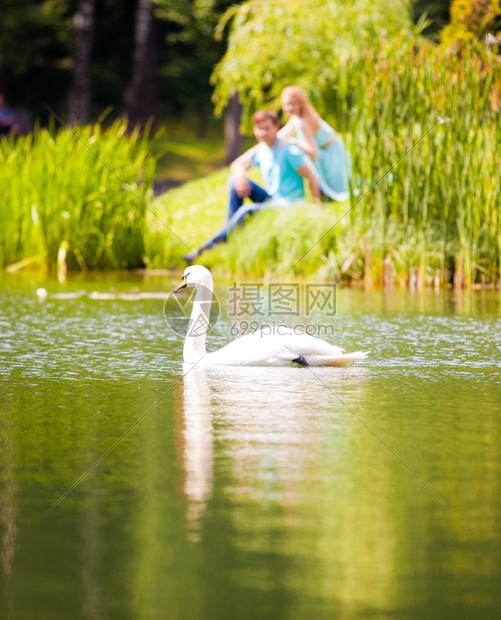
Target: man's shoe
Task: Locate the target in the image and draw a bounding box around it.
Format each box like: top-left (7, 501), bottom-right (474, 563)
top-left (182, 248), bottom-right (201, 263)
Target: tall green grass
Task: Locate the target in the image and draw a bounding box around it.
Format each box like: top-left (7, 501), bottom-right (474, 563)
top-left (0, 120), bottom-right (156, 270)
top-left (343, 40), bottom-right (500, 288)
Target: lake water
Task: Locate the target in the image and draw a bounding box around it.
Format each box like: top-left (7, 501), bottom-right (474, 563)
top-left (1, 272), bottom-right (500, 619)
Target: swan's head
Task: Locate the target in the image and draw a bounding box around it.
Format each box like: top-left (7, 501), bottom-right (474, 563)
top-left (174, 265), bottom-right (213, 292)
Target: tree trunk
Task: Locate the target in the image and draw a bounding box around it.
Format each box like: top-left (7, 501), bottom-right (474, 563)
top-left (68, 0), bottom-right (97, 124)
top-left (125, 0), bottom-right (159, 130)
top-left (224, 92), bottom-right (242, 164)
top-left (0, 73), bottom-right (7, 96)
top-left (197, 105), bottom-right (209, 140)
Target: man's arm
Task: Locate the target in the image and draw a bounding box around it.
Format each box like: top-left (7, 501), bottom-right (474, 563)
top-left (230, 144), bottom-right (260, 198)
top-left (296, 163), bottom-right (321, 203)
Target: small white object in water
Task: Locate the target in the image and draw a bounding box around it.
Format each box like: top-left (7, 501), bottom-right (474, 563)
top-left (36, 287), bottom-right (48, 301)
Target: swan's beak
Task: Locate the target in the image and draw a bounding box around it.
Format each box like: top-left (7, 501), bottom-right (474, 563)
top-left (174, 276), bottom-right (187, 293)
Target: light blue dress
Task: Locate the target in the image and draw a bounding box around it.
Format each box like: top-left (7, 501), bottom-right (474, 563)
top-left (295, 117), bottom-right (351, 201)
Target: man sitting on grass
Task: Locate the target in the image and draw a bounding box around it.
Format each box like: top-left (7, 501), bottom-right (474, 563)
top-left (182, 109), bottom-right (320, 262)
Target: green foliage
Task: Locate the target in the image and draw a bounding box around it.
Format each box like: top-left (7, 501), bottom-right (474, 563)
top-left (411, 0), bottom-right (454, 38)
top-left (0, 0), bottom-right (72, 111)
top-left (440, 0), bottom-right (501, 50)
top-left (154, 0), bottom-right (238, 117)
top-left (154, 38), bottom-right (500, 287)
top-left (212, 0), bottom-right (416, 127)
top-left (220, 204), bottom-right (343, 280)
top-left (2, 2), bottom-right (499, 287)
top-left (207, 0), bottom-right (499, 286)
top-left (0, 0), bottom-right (240, 121)
top-left (0, 120), bottom-right (156, 270)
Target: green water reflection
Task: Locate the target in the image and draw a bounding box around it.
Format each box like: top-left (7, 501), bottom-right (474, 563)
top-left (1, 273), bottom-right (500, 619)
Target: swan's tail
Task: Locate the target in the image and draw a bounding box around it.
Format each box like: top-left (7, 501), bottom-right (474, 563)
top-left (305, 351), bottom-right (370, 367)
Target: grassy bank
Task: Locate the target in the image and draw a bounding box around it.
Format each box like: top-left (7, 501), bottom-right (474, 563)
top-left (148, 167), bottom-right (349, 280)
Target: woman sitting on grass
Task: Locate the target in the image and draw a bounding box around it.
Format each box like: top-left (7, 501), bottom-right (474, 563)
top-left (279, 86), bottom-right (351, 201)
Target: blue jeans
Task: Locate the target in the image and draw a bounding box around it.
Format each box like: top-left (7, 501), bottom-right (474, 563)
top-left (199, 177), bottom-right (271, 251)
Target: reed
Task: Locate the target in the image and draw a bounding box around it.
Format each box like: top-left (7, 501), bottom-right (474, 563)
top-left (344, 39), bottom-right (500, 288)
top-left (0, 120), bottom-right (156, 270)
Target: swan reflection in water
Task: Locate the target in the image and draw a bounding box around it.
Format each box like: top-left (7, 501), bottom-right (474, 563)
top-left (180, 367), bottom-right (214, 541)
top-left (179, 364), bottom-right (369, 539)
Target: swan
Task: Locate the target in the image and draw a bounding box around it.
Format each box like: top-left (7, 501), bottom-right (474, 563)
top-left (174, 265), bottom-right (369, 367)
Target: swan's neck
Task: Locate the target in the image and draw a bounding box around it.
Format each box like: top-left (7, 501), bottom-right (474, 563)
top-left (184, 280), bottom-right (213, 363)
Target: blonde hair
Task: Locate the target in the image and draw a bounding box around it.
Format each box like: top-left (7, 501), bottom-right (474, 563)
top-left (281, 86), bottom-right (317, 118)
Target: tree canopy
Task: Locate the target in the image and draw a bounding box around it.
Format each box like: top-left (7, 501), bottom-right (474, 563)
top-left (0, 0), bottom-right (237, 120)
top-left (212, 0), bottom-right (417, 123)
top-left (1, 0), bottom-right (494, 125)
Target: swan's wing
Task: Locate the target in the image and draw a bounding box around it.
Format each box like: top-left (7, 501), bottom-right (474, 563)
top-left (274, 332), bottom-right (345, 357)
top-left (204, 331), bottom-right (357, 366)
top-left (215, 331), bottom-right (345, 357)
top-left (206, 333), bottom-right (295, 366)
